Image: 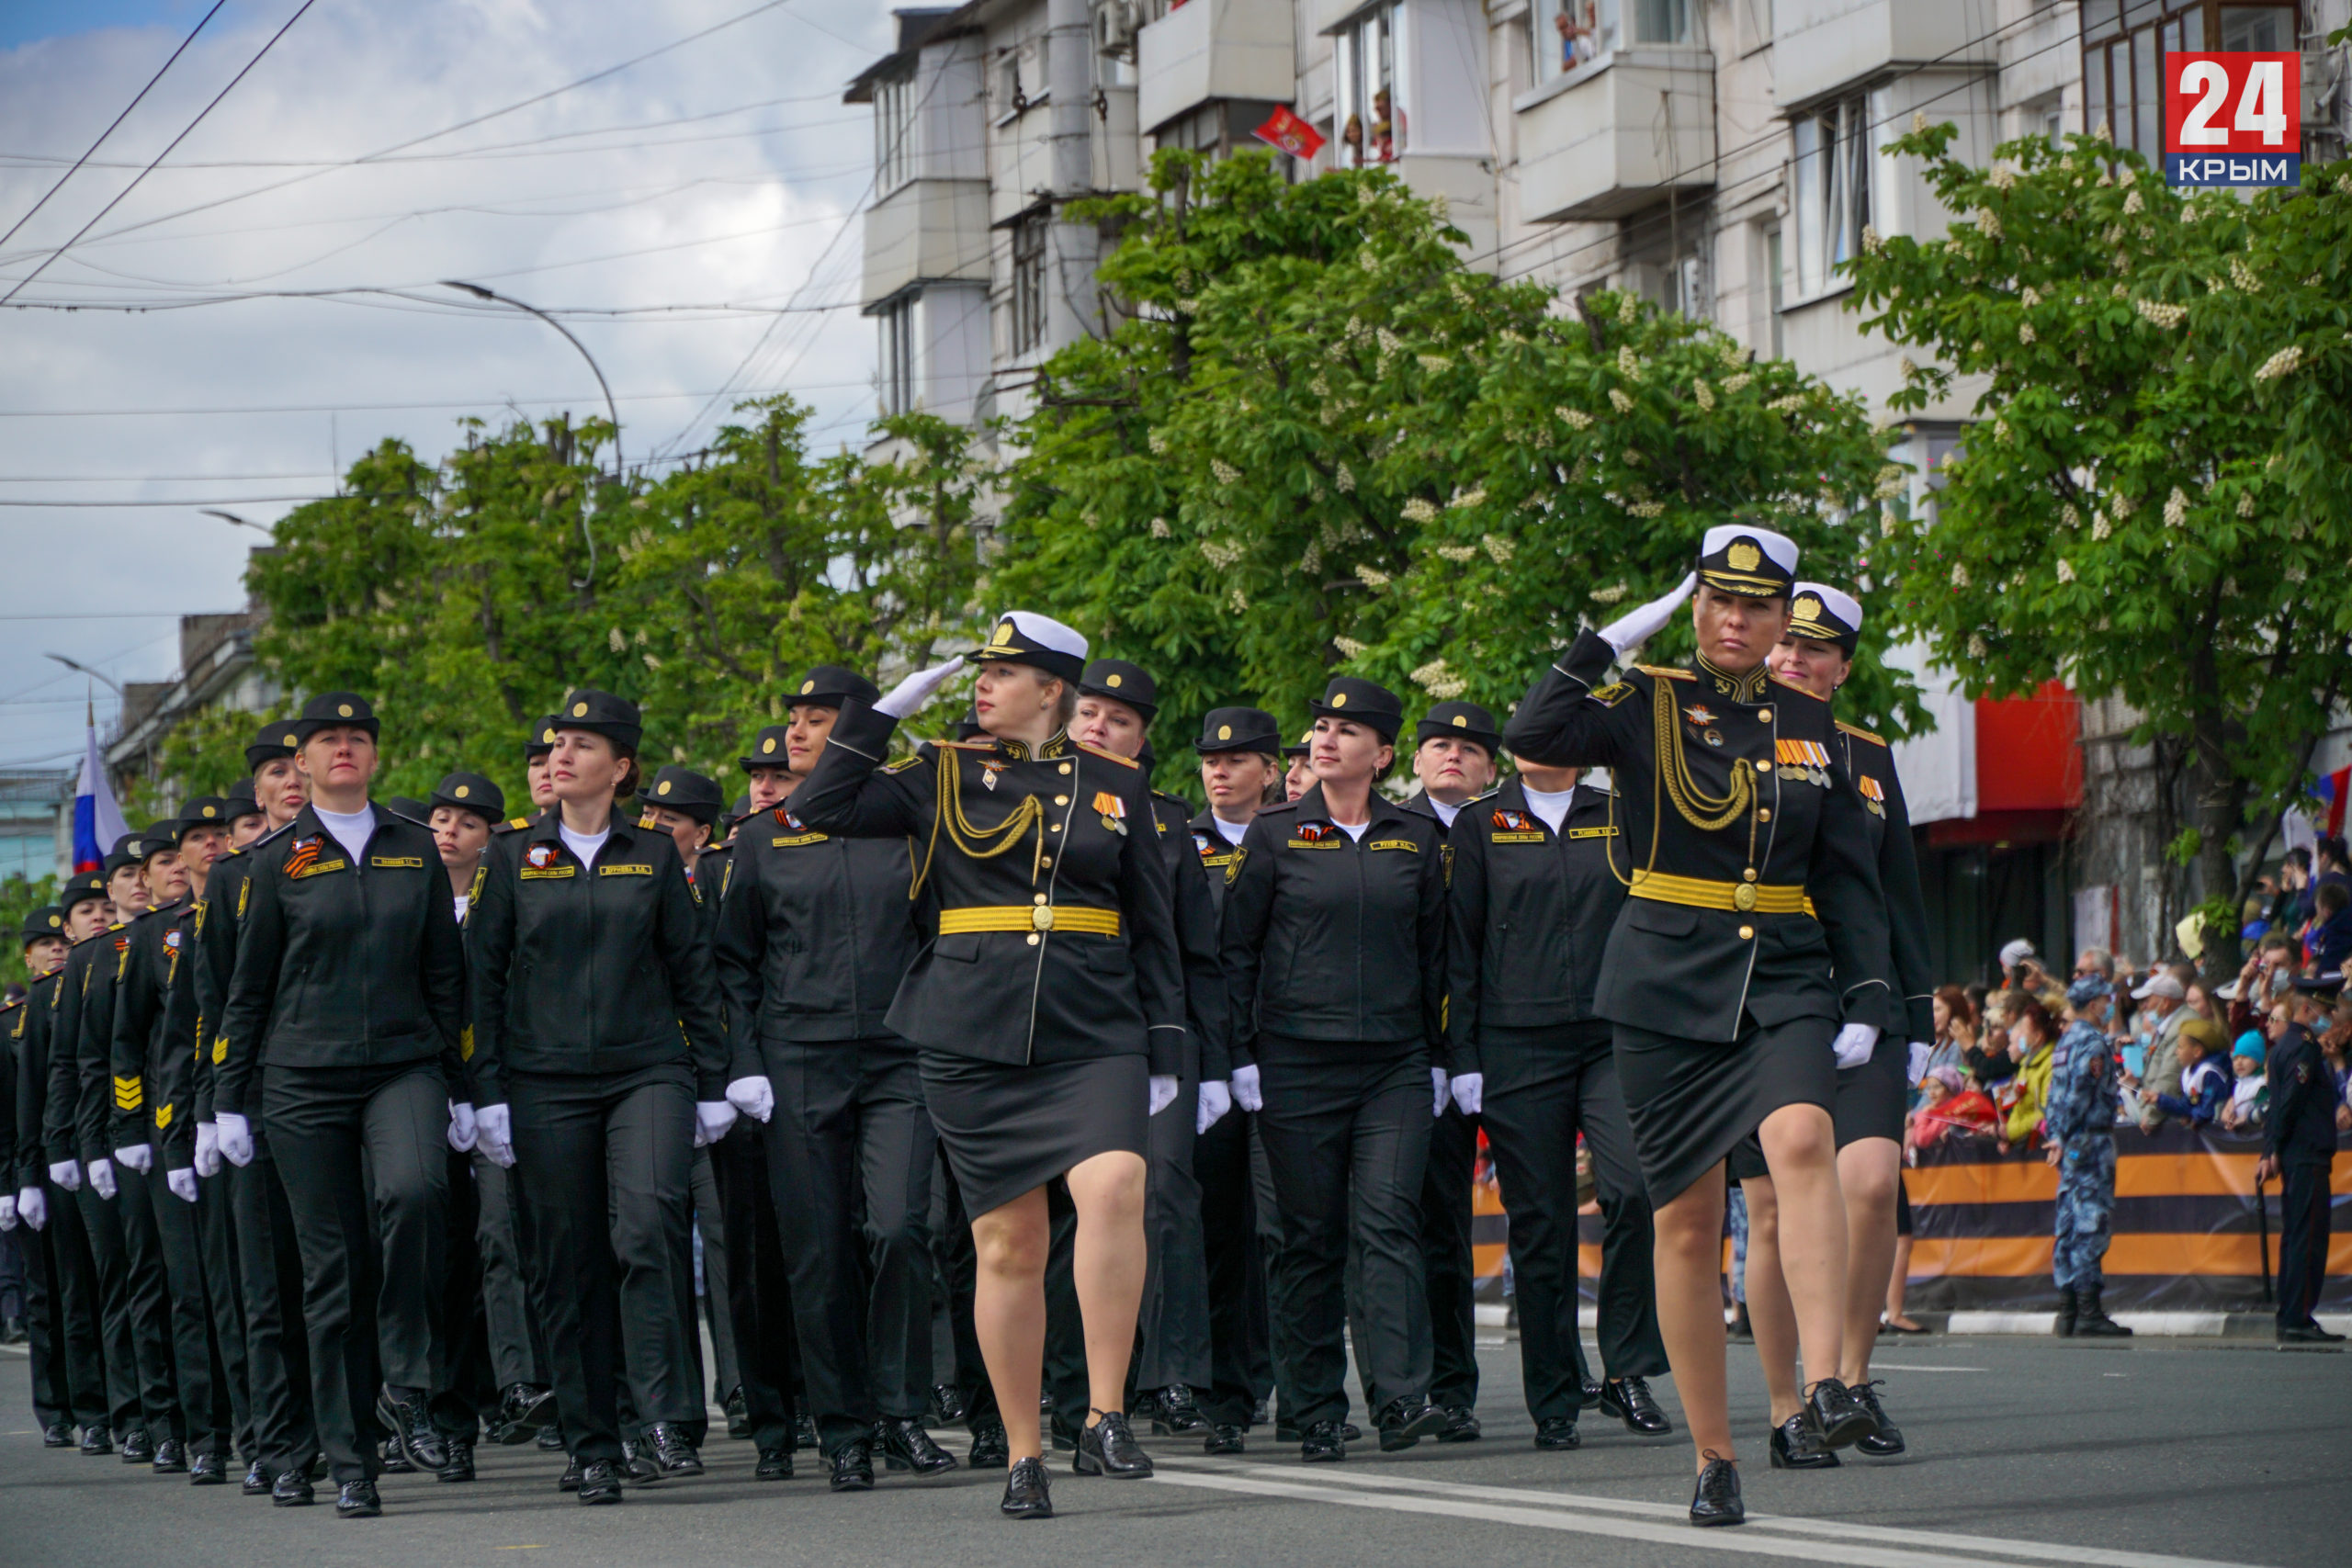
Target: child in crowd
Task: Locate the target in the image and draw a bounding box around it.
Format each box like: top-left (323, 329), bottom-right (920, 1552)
top-left (2221, 1032), bottom-right (2268, 1132)
top-left (1908, 1066), bottom-right (1998, 1149)
top-left (2154, 1020), bottom-right (2231, 1127)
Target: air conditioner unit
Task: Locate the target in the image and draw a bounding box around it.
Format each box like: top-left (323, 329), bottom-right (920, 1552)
top-left (1093, 0), bottom-right (1141, 59)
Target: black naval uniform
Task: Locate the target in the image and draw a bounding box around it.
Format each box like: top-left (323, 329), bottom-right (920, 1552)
top-left (1447, 776), bottom-right (1668, 1427)
top-left (465, 800), bottom-right (729, 1468)
top-left (13, 960), bottom-right (110, 1440)
top-left (480, 795), bottom-right (558, 1438)
top-left (1499, 632), bottom-right (1894, 1204)
top-left (1221, 765), bottom-right (1449, 1438)
top-left (1825, 718), bottom-right (1937, 1145)
top-left (217, 796), bottom-right (468, 1485)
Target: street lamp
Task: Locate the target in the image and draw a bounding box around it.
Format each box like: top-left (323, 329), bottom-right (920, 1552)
top-left (44, 652), bottom-right (124, 696)
top-left (200, 508), bottom-right (271, 533)
top-left (440, 280), bottom-right (624, 479)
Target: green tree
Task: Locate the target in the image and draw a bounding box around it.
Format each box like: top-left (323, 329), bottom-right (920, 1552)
top-left (1848, 125), bottom-right (2352, 976)
top-left (0, 871), bottom-right (62, 966)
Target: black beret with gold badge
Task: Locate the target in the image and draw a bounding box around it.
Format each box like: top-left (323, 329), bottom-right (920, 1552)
top-left (1079, 659), bottom-right (1158, 721)
top-left (291, 690), bottom-right (380, 742)
top-left (1306, 675), bottom-right (1405, 740)
top-left (430, 773), bottom-right (505, 827)
top-left (550, 688), bottom-right (642, 750)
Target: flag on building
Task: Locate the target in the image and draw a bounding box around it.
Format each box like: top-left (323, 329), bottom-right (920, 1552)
top-left (1253, 105), bottom-right (1325, 162)
top-left (73, 705), bottom-right (128, 874)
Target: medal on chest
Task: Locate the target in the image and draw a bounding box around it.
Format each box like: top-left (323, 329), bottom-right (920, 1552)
top-left (979, 761), bottom-right (1004, 791)
top-left (1094, 791), bottom-right (1127, 835)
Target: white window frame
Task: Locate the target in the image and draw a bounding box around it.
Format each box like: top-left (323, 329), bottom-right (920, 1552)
top-left (1530, 0), bottom-right (1695, 85)
top-left (878, 295), bottom-right (916, 416)
top-left (875, 71), bottom-right (917, 197)
top-left (1010, 214), bottom-right (1048, 356)
top-left (1790, 92), bottom-right (1874, 302)
top-left (1333, 3), bottom-right (1407, 166)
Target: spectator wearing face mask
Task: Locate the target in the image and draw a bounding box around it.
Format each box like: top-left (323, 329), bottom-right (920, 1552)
top-left (2123, 972), bottom-right (2189, 1132)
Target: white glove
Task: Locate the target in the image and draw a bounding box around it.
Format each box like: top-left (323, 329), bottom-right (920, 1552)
top-left (195, 1122), bottom-right (220, 1179)
top-left (1450, 1072), bottom-right (1485, 1117)
top-left (49, 1159), bottom-right (81, 1193)
top-left (1833, 1022), bottom-right (1881, 1069)
top-left (447, 1101), bottom-right (478, 1153)
top-left (1597, 571), bottom-right (1697, 655)
top-left (726, 1075), bottom-right (775, 1124)
top-left (88, 1158), bottom-right (116, 1201)
top-left (1148, 1075), bottom-right (1180, 1118)
top-left (115, 1143), bottom-right (153, 1175)
top-left (17, 1186), bottom-right (45, 1231)
top-left (1431, 1068), bottom-right (1451, 1118)
top-left (1195, 1077), bottom-right (1232, 1134)
top-left (215, 1112), bottom-right (254, 1168)
top-left (872, 655), bottom-right (966, 719)
top-left (1906, 1042), bottom-right (1932, 1086)
top-left (0, 1194), bottom-right (15, 1232)
top-left (166, 1168), bottom-right (198, 1203)
top-left (475, 1103), bottom-right (516, 1168)
top-left (1228, 1064), bottom-right (1263, 1113)
top-left (694, 1100), bottom-right (739, 1148)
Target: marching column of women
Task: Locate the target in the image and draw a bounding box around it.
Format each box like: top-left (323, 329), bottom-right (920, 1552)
top-left (8, 542), bottom-right (1937, 1529)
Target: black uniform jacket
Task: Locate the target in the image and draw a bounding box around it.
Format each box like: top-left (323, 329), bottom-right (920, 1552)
top-left (712, 802), bottom-right (924, 1049)
top-left (38, 944), bottom-right (100, 1169)
top-left (1151, 790), bottom-right (1230, 1083)
top-left (1219, 781), bottom-right (1448, 1067)
top-left (1187, 808), bottom-right (1250, 930)
top-left (0, 995), bottom-right (17, 1183)
top-left (189, 826), bottom-right (288, 1128)
top-left (107, 899), bottom-right (193, 1154)
top-left (465, 813), bottom-right (730, 1107)
top-left (786, 700), bottom-right (1185, 1075)
top-left (153, 900), bottom-right (206, 1166)
top-left (1501, 629), bottom-right (1894, 1043)
top-left (55, 926), bottom-right (132, 1165)
top-left (2264, 1022), bottom-right (2339, 1167)
top-left (1446, 779), bottom-right (1628, 1083)
top-left (687, 839), bottom-right (730, 950)
top-left (217, 806), bottom-right (467, 1117)
top-left (11, 972), bottom-right (59, 1186)
top-left (1833, 718), bottom-right (1937, 1044)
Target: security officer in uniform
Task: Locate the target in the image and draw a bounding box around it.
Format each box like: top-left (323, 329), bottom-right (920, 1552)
top-left (2261, 971), bottom-right (2344, 1343)
top-left (215, 692), bottom-right (469, 1518)
top-left (13, 884), bottom-right (114, 1449)
top-left (2044, 976), bottom-right (2130, 1337)
top-left (1500, 525), bottom-right (1893, 1526)
top-left (1399, 699), bottom-right (1499, 1443)
top-left (716, 669), bottom-right (956, 1487)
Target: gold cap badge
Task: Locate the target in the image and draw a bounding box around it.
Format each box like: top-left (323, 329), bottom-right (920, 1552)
top-left (800, 680), bottom-right (814, 694)
top-left (336, 703), bottom-right (353, 717)
top-left (1726, 540), bottom-right (1760, 572)
top-left (455, 785), bottom-right (469, 798)
top-left (572, 702), bottom-right (589, 717)
top-left (1333, 692), bottom-right (1348, 706)
top-left (761, 738), bottom-right (776, 754)
top-left (1452, 715), bottom-right (1466, 727)
top-left (1217, 724), bottom-right (1232, 739)
top-left (1106, 673), bottom-right (1123, 687)
top-left (658, 780), bottom-right (672, 795)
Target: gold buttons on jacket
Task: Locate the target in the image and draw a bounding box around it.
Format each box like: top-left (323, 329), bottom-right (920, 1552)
top-left (1758, 807), bottom-right (1772, 821)
top-left (1754, 760), bottom-right (1771, 773)
top-left (1026, 933), bottom-right (1040, 946)
top-left (1049, 823), bottom-right (1061, 833)
top-left (1758, 708), bottom-right (1772, 721)
top-left (1033, 894), bottom-right (1048, 906)
top-left (1738, 925), bottom-right (1755, 941)
top-left (1054, 795), bottom-right (1069, 806)
top-left (1742, 868), bottom-right (1758, 882)
top-left (1057, 763), bottom-right (1071, 774)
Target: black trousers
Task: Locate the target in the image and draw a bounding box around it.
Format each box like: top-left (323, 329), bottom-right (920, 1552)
top-left (109, 1165), bottom-right (187, 1445)
top-left (1418, 1104), bottom-right (1480, 1409)
top-left (762, 1036), bottom-right (936, 1453)
top-left (151, 1171), bottom-right (233, 1453)
top-left (470, 1155), bottom-right (546, 1392)
top-left (73, 1181), bottom-right (144, 1437)
top-left (1193, 1106), bottom-right (1270, 1427)
top-left (693, 1147), bottom-right (736, 1405)
top-left (711, 1117), bottom-right (797, 1450)
top-left (263, 1059), bottom-right (448, 1483)
top-left (1479, 1027), bottom-right (1667, 1423)
top-left (1254, 1038), bottom-right (1433, 1429)
top-left (195, 1175), bottom-right (254, 1460)
top-left (2277, 1156), bottom-right (2335, 1329)
top-left (25, 1177), bottom-right (110, 1430)
top-left (508, 1063), bottom-right (696, 1464)
top-left (227, 1128), bottom-right (316, 1477)
top-left (432, 1147), bottom-right (499, 1438)
top-left (1135, 1077), bottom-right (1211, 1393)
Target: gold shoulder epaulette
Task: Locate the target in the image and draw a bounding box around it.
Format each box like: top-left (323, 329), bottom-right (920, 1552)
top-left (934, 739), bottom-right (997, 752)
top-left (1075, 739), bottom-right (1140, 768)
top-left (880, 754), bottom-right (923, 773)
top-left (1635, 664), bottom-right (1694, 682)
top-left (1836, 719), bottom-right (1888, 746)
top-left (1767, 671), bottom-right (1819, 698)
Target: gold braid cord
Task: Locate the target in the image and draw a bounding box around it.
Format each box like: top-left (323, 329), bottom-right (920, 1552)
top-left (913, 748), bottom-right (1046, 902)
top-left (1653, 677), bottom-right (1752, 832)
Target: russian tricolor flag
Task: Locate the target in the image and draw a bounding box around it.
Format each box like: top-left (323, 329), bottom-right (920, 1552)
top-left (73, 711), bottom-right (128, 874)
top-left (2316, 766), bottom-right (2351, 840)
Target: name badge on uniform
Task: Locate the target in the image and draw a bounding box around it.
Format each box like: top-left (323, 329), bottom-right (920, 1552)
top-left (1367, 839), bottom-right (1419, 852)
top-left (369, 854), bottom-right (424, 869)
top-left (598, 863), bottom-right (654, 876)
top-left (1094, 791), bottom-right (1127, 835)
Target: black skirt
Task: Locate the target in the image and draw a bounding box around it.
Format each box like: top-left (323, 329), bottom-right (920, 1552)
top-left (919, 1051), bottom-right (1148, 1219)
top-left (1832, 1036), bottom-right (1909, 1149)
top-left (1614, 1015), bottom-right (1837, 1206)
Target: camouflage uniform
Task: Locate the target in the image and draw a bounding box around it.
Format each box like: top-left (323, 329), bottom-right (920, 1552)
top-left (2043, 1018), bottom-right (2120, 1291)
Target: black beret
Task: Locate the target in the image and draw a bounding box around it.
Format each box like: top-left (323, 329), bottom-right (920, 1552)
top-left (1414, 700), bottom-right (1500, 754)
top-left (59, 872), bottom-right (108, 916)
top-left (738, 726), bottom-right (794, 773)
top-left (21, 905), bottom-right (66, 944)
top-left (175, 797), bottom-right (234, 840)
top-left (1307, 676), bottom-right (1405, 739)
top-left (138, 820), bottom-right (183, 860)
top-left (786, 665), bottom-right (881, 709)
top-left (1079, 660), bottom-right (1157, 720)
top-left (292, 691), bottom-right (379, 742)
top-left (550, 689), bottom-right (642, 750)
top-left (647, 765), bottom-right (725, 825)
top-left (525, 716), bottom-right (560, 761)
top-left (430, 773), bottom-right (505, 825)
top-left (244, 719), bottom-right (302, 772)
top-left (1196, 705), bottom-right (1282, 754)
top-left (223, 782), bottom-right (265, 822)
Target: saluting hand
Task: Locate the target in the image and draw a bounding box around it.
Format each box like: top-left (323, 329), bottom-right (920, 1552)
top-left (873, 655), bottom-right (967, 718)
top-left (1596, 571), bottom-right (1697, 655)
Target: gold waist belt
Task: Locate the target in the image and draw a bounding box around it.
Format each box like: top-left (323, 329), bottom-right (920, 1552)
top-left (1629, 870), bottom-right (1812, 915)
top-left (938, 904), bottom-right (1122, 937)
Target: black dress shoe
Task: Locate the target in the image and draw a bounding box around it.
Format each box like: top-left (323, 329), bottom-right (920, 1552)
top-left (335, 1479), bottom-right (381, 1519)
top-left (1689, 1453), bottom-right (1744, 1527)
top-left (1376, 1398), bottom-right (1448, 1452)
top-left (1769, 1412), bottom-right (1839, 1469)
top-left (80, 1426), bottom-right (113, 1456)
top-left (497, 1382), bottom-right (554, 1443)
top-left (2278, 1322), bottom-right (2346, 1344)
top-left (1299, 1419), bottom-right (1346, 1462)
top-left (1341, 1421), bottom-right (1363, 1442)
top-left (1533, 1416), bottom-right (1580, 1450)
top-left (1074, 1411), bottom-right (1153, 1477)
top-left (1727, 1302), bottom-right (1754, 1342)
top-left (152, 1437), bottom-right (188, 1473)
top-left (1001, 1455), bottom-right (1054, 1519)
top-left (437, 1438), bottom-right (476, 1482)
top-left (794, 1409), bottom-right (820, 1452)
top-left (379, 1389), bottom-right (448, 1472)
top-left (271, 1468), bottom-right (315, 1506)
top-left (42, 1423), bottom-right (74, 1449)
top-left (1852, 1383), bottom-right (1905, 1456)
top-left (243, 1458), bottom-right (273, 1495)
top-left (1578, 1378), bottom-right (1606, 1409)
top-left (119, 1429), bottom-right (153, 1463)
top-left (1204, 1423), bottom-right (1245, 1456)
top-left (643, 1421), bottom-right (703, 1477)
top-left (1436, 1404), bottom-right (1483, 1443)
top-left (876, 1416), bottom-right (957, 1474)
top-left (1804, 1379), bottom-right (1877, 1450)
top-left (1150, 1384), bottom-right (1207, 1435)
top-left (830, 1438), bottom-right (876, 1492)
top-left (620, 1439), bottom-right (660, 1486)
top-left (724, 1385), bottom-right (750, 1440)
top-left (536, 1422), bottom-right (566, 1450)
top-left (1600, 1377), bottom-right (1673, 1435)
top-left (189, 1450), bottom-right (227, 1484)
top-left (575, 1459), bottom-right (624, 1505)
top-left (378, 1437), bottom-right (414, 1474)
top-left (930, 1382), bottom-right (967, 1426)
top-left (969, 1418), bottom-right (1009, 1469)
top-left (559, 1453), bottom-right (582, 1492)
top-left (754, 1445), bottom-right (794, 1480)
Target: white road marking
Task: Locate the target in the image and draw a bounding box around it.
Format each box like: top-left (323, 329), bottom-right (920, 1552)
top-left (1150, 1459), bottom-right (2276, 1568)
top-left (1867, 1362), bottom-right (1988, 1373)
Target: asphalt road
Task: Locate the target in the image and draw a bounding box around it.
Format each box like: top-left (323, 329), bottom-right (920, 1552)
top-left (3, 1332), bottom-right (2345, 1568)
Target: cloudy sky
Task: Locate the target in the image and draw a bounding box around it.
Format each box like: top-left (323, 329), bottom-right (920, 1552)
top-left (0, 0), bottom-right (892, 774)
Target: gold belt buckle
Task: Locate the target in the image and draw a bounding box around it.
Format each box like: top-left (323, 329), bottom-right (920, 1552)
top-left (1032, 906), bottom-right (1056, 931)
top-left (1733, 882), bottom-right (1758, 912)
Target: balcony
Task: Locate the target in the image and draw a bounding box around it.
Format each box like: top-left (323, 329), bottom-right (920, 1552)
top-left (1515, 50), bottom-right (1715, 223)
top-left (860, 176), bottom-right (989, 310)
top-left (1136, 0), bottom-right (1297, 136)
top-left (1771, 0), bottom-right (1996, 109)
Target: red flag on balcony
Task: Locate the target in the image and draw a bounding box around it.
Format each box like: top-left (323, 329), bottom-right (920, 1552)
top-left (1253, 106), bottom-right (1325, 162)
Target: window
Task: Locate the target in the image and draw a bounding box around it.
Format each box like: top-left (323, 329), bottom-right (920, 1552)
top-left (1011, 213), bottom-right (1048, 355)
top-left (875, 72), bottom-right (916, 196)
top-left (1334, 3), bottom-right (1405, 165)
top-left (1791, 94), bottom-right (1872, 299)
top-left (1532, 0), bottom-right (1695, 81)
top-left (2079, 3), bottom-right (2300, 158)
top-left (1765, 226), bottom-right (1785, 358)
top-left (995, 51), bottom-right (1027, 123)
top-left (878, 296), bottom-right (915, 416)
